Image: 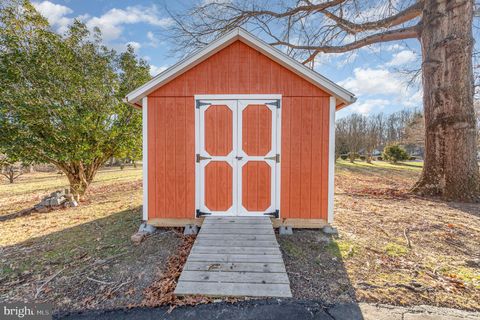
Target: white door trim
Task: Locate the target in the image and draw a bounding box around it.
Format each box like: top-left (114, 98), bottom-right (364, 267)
top-left (195, 95), bottom-right (282, 217)
top-left (195, 94), bottom-right (282, 101)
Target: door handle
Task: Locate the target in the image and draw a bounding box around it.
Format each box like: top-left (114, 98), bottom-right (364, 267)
top-left (196, 154), bottom-right (212, 162)
top-left (264, 154), bottom-right (280, 163)
top-left (235, 156), bottom-right (243, 160)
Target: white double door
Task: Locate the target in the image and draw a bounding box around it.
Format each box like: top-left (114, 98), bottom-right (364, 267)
top-left (196, 99), bottom-right (279, 215)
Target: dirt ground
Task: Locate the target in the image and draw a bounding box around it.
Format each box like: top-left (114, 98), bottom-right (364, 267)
top-left (280, 160), bottom-right (480, 311)
top-left (0, 168), bottom-right (179, 312)
top-left (1, 162), bottom-right (479, 312)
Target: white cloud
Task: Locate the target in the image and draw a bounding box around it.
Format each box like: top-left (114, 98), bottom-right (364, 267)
top-left (149, 65), bottom-right (168, 76)
top-left (85, 6), bottom-right (172, 41)
top-left (403, 88), bottom-right (423, 108)
top-left (349, 99), bottom-right (390, 114)
top-left (314, 51), bottom-right (358, 69)
top-left (385, 44), bottom-right (405, 52)
top-left (339, 67), bottom-right (422, 112)
top-left (339, 67), bottom-right (404, 96)
top-left (32, 1), bottom-right (73, 33)
top-left (126, 41), bottom-right (141, 51)
top-left (386, 50), bottom-right (417, 67)
top-left (146, 31), bottom-right (159, 47)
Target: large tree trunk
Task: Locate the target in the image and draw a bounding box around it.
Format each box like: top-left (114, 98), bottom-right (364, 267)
top-left (412, 0), bottom-right (480, 201)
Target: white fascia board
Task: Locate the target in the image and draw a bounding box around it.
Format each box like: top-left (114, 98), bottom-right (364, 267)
top-left (236, 29), bottom-right (356, 105)
top-left (125, 27), bottom-right (356, 107)
top-left (125, 29), bottom-right (241, 105)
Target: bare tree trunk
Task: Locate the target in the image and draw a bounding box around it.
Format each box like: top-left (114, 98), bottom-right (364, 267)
top-left (412, 0), bottom-right (480, 201)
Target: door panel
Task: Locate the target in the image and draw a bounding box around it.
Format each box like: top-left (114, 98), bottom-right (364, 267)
top-left (242, 161), bottom-right (271, 211)
top-left (197, 98), bottom-right (278, 216)
top-left (242, 105), bottom-right (272, 156)
top-left (205, 105), bottom-right (233, 156)
top-left (199, 101), bottom-right (237, 214)
top-left (205, 161), bottom-right (233, 211)
top-left (237, 100), bottom-right (277, 215)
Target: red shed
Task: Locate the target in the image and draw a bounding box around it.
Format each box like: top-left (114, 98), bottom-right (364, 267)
top-left (126, 28), bottom-right (355, 229)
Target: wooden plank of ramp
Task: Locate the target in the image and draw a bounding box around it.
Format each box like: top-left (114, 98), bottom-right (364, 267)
top-left (175, 216), bottom-right (292, 298)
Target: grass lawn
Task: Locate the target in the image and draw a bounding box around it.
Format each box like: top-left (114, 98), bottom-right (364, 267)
top-left (0, 167), bottom-right (181, 311)
top-left (1, 161), bottom-right (479, 311)
top-left (280, 159), bottom-right (480, 311)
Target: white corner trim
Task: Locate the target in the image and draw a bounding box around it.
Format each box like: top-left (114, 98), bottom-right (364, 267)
top-left (327, 97), bottom-right (336, 224)
top-left (125, 28), bottom-right (356, 107)
top-left (142, 97), bottom-right (148, 221)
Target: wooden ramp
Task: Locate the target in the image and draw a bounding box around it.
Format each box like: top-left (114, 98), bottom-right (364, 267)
top-left (175, 216), bottom-right (292, 297)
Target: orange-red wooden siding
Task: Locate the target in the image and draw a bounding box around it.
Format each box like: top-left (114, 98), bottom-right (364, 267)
top-left (147, 40), bottom-right (331, 220)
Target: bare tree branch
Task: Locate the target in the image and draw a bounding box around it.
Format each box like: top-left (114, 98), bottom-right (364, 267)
top-left (269, 25), bottom-right (419, 64)
top-left (323, 1), bottom-right (423, 34)
top-left (165, 0), bottom-right (422, 65)
top-left (221, 0), bottom-right (347, 19)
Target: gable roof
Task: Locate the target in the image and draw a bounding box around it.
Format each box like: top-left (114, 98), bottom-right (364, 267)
top-left (125, 28), bottom-right (356, 109)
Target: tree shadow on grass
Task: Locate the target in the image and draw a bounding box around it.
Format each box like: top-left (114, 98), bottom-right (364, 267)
top-left (446, 201), bottom-right (480, 217)
top-left (0, 207), bottom-right (180, 312)
top-left (277, 230), bottom-right (364, 319)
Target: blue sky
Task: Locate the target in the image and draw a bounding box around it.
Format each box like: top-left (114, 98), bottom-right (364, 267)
top-left (32, 0), bottom-right (426, 118)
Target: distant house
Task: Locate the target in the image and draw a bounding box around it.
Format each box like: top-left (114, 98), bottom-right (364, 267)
top-left (125, 28), bottom-right (356, 229)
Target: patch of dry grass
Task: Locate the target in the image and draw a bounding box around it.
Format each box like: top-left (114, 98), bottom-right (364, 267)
top-left (2, 161), bottom-right (479, 311)
top-left (0, 167), bottom-right (142, 217)
top-left (0, 168), bottom-right (142, 246)
top-left (0, 167), bottom-right (181, 312)
top-left (334, 160), bottom-right (480, 310)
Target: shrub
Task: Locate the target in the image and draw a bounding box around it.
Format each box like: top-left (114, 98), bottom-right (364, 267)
top-left (409, 156), bottom-right (416, 161)
top-left (340, 154), bottom-right (348, 160)
top-left (359, 155), bottom-right (366, 161)
top-left (377, 156), bottom-right (383, 161)
top-left (383, 144), bottom-right (409, 164)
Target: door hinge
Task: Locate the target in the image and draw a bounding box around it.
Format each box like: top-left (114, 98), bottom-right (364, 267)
top-left (196, 154), bottom-right (212, 162)
top-left (196, 209), bottom-right (211, 217)
top-left (196, 100), bottom-right (210, 109)
top-left (270, 100), bottom-right (280, 109)
top-left (264, 209), bottom-right (279, 218)
top-left (264, 154), bottom-right (280, 163)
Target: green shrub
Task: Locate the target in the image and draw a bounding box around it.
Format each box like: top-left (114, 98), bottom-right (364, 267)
top-left (383, 144), bottom-right (409, 164)
top-left (409, 156), bottom-right (416, 161)
top-left (340, 154), bottom-right (348, 160)
top-left (359, 155), bottom-right (366, 161)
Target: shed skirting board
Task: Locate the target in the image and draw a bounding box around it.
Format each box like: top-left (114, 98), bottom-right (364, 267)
top-left (148, 218), bottom-right (326, 229)
top-left (148, 218), bottom-right (205, 227)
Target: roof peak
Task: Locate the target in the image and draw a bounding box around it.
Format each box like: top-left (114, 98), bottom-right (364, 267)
top-left (125, 27), bottom-right (356, 108)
